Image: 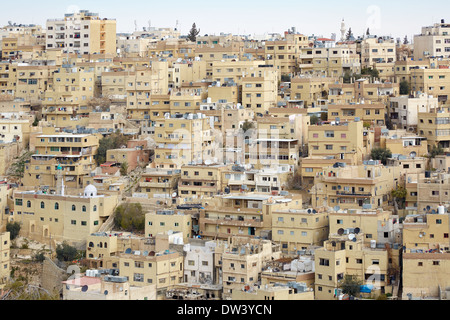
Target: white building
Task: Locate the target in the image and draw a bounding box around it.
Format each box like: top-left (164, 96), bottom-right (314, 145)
top-left (414, 19), bottom-right (450, 60)
top-left (390, 93), bottom-right (439, 131)
top-left (46, 10), bottom-right (116, 55)
top-left (183, 240), bottom-right (216, 284)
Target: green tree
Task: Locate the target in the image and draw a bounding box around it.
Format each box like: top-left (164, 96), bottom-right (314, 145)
top-left (346, 28), bottom-right (354, 40)
top-left (320, 112), bottom-right (328, 122)
top-left (96, 131), bottom-right (130, 165)
top-left (339, 275), bottom-right (362, 298)
top-left (361, 67), bottom-right (379, 79)
top-left (400, 80), bottom-right (410, 95)
top-left (187, 23), bottom-right (200, 42)
top-left (6, 222), bottom-right (21, 240)
top-left (55, 242), bottom-right (79, 262)
top-left (370, 147), bottom-right (392, 165)
top-left (114, 203), bottom-right (145, 232)
top-left (343, 70), bottom-right (352, 84)
top-left (120, 161), bottom-right (129, 176)
top-left (430, 144), bottom-right (444, 158)
top-left (391, 186), bottom-right (407, 209)
top-left (310, 115), bottom-right (320, 125)
top-left (241, 120), bottom-right (255, 133)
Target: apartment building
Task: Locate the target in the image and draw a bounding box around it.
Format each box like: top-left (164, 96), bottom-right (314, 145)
top-left (379, 130), bottom-right (428, 158)
top-left (195, 42), bottom-right (244, 78)
top-left (116, 237), bottom-right (184, 291)
top-left (231, 281), bottom-right (314, 300)
top-left (168, 59), bottom-right (207, 89)
top-left (360, 37), bottom-right (396, 81)
top-left (0, 232), bottom-right (10, 289)
top-left (271, 207), bottom-right (329, 255)
top-left (401, 210), bottom-right (450, 299)
top-left (311, 160), bottom-right (400, 210)
top-left (389, 93), bottom-right (439, 131)
top-left (42, 66), bottom-right (96, 127)
top-left (145, 209), bottom-right (192, 242)
top-left (46, 10), bottom-right (116, 55)
top-left (327, 102), bottom-right (386, 127)
top-left (153, 113), bottom-right (215, 169)
top-left (265, 32), bottom-right (310, 75)
top-left (11, 184), bottom-right (118, 245)
top-left (206, 84), bottom-right (239, 104)
top-left (178, 164), bottom-right (230, 203)
top-left (328, 78), bottom-right (399, 104)
top-left (15, 65), bottom-right (54, 102)
top-left (23, 128), bottom-right (99, 189)
top-left (0, 62), bottom-right (17, 96)
top-left (409, 67), bottom-right (450, 104)
top-left (0, 118), bottom-right (32, 148)
top-left (300, 156), bottom-right (353, 185)
top-left (198, 192), bottom-right (300, 241)
top-left (101, 71), bottom-right (128, 101)
top-left (298, 46), bottom-right (361, 78)
top-left (241, 69), bottom-right (278, 115)
top-left (413, 19), bottom-right (450, 60)
top-left (314, 232), bottom-right (399, 300)
top-left (417, 107), bottom-right (450, 152)
top-left (393, 59), bottom-right (430, 84)
top-left (215, 236), bottom-right (282, 299)
top-left (138, 168), bottom-right (181, 201)
top-left (308, 120), bottom-right (365, 165)
top-left (290, 76), bottom-right (337, 108)
top-left (183, 239), bottom-right (217, 285)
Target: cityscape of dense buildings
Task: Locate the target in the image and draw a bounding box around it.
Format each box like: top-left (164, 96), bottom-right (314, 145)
top-left (0, 8), bottom-right (450, 305)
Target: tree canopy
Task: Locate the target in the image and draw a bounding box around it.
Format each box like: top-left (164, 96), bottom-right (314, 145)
top-left (96, 131), bottom-right (130, 165)
top-left (370, 147), bottom-right (392, 165)
top-left (114, 203), bottom-right (146, 232)
top-left (187, 23), bottom-right (200, 42)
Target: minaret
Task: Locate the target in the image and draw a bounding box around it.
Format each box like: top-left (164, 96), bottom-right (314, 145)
top-left (340, 19), bottom-right (346, 42)
top-left (56, 163), bottom-right (65, 196)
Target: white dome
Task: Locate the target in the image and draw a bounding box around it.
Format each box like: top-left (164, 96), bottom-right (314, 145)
top-left (84, 184), bottom-right (98, 197)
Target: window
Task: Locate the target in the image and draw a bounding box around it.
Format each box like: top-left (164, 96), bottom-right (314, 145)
top-left (55, 203), bottom-right (59, 210)
top-left (319, 258), bottom-right (330, 266)
top-left (40, 202), bottom-right (45, 209)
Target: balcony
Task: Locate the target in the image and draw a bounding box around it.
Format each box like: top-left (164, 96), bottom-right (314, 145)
top-left (336, 191), bottom-right (373, 197)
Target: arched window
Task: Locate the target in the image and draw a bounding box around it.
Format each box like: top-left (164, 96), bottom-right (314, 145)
top-left (82, 205), bottom-right (87, 212)
top-left (88, 242), bottom-right (94, 248)
top-left (72, 205), bottom-right (76, 211)
top-left (93, 205), bottom-right (97, 212)
top-left (27, 201), bottom-right (31, 208)
top-left (104, 242), bottom-right (108, 248)
top-left (55, 202), bottom-right (59, 210)
top-left (40, 202), bottom-right (45, 209)
top-left (99, 242), bottom-right (103, 248)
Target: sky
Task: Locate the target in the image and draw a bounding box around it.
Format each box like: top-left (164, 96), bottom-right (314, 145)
top-left (1, 0), bottom-right (449, 40)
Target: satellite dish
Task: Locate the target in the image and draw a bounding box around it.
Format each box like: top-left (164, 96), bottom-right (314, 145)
top-left (81, 285), bottom-right (88, 292)
top-left (125, 248), bottom-right (132, 254)
top-left (104, 290), bottom-right (109, 295)
top-left (354, 228), bottom-right (360, 234)
top-left (307, 209), bottom-right (312, 214)
top-left (352, 237), bottom-right (357, 242)
top-left (172, 192), bottom-right (177, 198)
top-left (348, 234), bottom-right (356, 241)
top-left (337, 228), bottom-right (345, 235)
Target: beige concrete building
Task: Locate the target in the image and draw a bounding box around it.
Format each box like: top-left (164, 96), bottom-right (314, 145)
top-left (215, 236), bottom-right (282, 299)
top-left (413, 20), bottom-right (450, 60)
top-left (145, 209), bottom-right (193, 242)
top-left (310, 160), bottom-right (401, 210)
top-left (12, 185), bottom-right (119, 245)
top-left (308, 120), bottom-right (365, 165)
top-left (290, 76), bottom-right (337, 108)
top-left (23, 128), bottom-right (99, 189)
top-left (417, 107), bottom-right (450, 152)
top-left (271, 207), bottom-right (329, 255)
top-left (62, 274), bottom-right (157, 300)
top-left (0, 232), bottom-right (10, 289)
top-left (410, 67), bottom-right (450, 104)
top-left (138, 167), bottom-right (180, 201)
top-left (178, 164), bottom-right (230, 203)
top-left (327, 102), bottom-right (386, 127)
top-left (328, 78), bottom-right (399, 104)
top-left (199, 192), bottom-right (300, 241)
top-left (231, 281), bottom-right (314, 300)
top-left (153, 113), bottom-right (216, 169)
